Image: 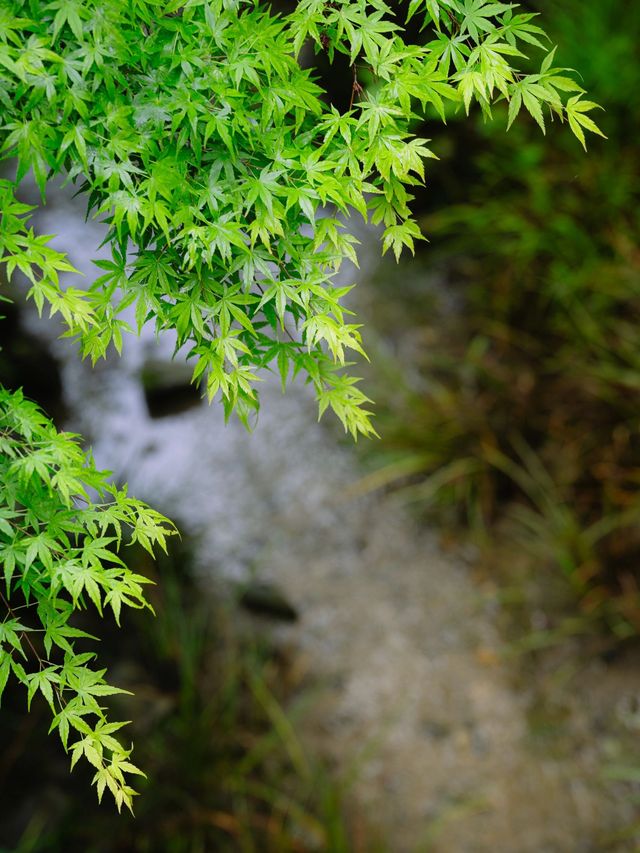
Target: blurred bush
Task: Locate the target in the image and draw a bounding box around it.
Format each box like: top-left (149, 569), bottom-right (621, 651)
top-left (373, 0), bottom-right (640, 637)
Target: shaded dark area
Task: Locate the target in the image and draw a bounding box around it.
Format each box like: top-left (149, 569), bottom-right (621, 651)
top-left (238, 581), bottom-right (299, 623)
top-left (0, 301), bottom-right (67, 424)
top-left (143, 381), bottom-right (202, 419)
top-left (141, 360), bottom-right (203, 419)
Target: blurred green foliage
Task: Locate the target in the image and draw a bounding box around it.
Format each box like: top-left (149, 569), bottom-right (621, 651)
top-left (374, 0), bottom-right (640, 636)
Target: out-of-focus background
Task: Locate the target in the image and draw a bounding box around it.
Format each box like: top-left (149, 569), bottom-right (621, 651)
top-left (1, 0), bottom-right (640, 850)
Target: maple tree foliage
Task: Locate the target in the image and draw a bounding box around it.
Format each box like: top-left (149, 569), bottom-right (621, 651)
top-left (0, 0), bottom-right (602, 808)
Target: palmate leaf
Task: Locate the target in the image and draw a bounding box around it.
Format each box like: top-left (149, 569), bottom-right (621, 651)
top-left (499, 11), bottom-right (547, 49)
top-left (382, 219), bottom-right (425, 261)
top-left (565, 96), bottom-right (607, 150)
top-left (458, 0), bottom-right (516, 43)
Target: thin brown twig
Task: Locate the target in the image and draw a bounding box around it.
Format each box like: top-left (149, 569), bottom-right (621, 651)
top-left (1, 590), bottom-right (66, 711)
top-left (349, 64), bottom-right (363, 111)
top-left (1, 589), bottom-right (42, 668)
